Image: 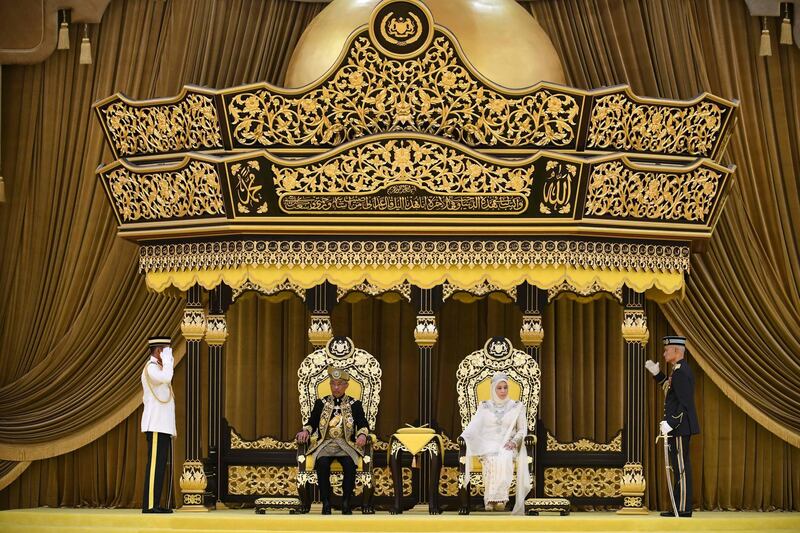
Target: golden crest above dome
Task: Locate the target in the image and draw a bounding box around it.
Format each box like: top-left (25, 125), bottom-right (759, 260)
top-left (285, 0), bottom-right (565, 89)
top-left (369, 0), bottom-right (434, 59)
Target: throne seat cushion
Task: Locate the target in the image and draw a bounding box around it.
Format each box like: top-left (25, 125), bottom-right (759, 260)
top-left (305, 455), bottom-right (364, 470)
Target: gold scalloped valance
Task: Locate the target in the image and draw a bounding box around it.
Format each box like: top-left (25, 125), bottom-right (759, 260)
top-left (145, 265), bottom-right (684, 301)
top-left (140, 239), bottom-right (688, 300)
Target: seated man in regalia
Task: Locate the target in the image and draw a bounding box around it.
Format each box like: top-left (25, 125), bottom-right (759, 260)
top-left (295, 367), bottom-right (369, 515)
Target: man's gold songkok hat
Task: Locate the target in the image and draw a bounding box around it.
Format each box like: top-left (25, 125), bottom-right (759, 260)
top-left (327, 366), bottom-right (350, 381)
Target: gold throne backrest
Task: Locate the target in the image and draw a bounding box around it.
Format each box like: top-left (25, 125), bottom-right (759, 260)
top-left (297, 336), bottom-right (382, 430)
top-left (456, 337), bottom-right (540, 431)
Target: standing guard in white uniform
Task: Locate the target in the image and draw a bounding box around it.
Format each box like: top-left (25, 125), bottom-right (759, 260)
top-left (141, 336), bottom-right (176, 513)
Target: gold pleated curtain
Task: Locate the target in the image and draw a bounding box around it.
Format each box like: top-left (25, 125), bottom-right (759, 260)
top-left (0, 0), bottom-right (799, 512)
top-left (523, 0), bottom-right (800, 447)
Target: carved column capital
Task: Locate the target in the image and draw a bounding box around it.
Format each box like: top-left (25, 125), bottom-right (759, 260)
top-left (414, 315), bottom-right (438, 347)
top-left (621, 309), bottom-right (649, 345)
top-left (181, 308), bottom-right (207, 341)
top-left (204, 315), bottom-right (228, 345)
top-left (308, 314), bottom-right (333, 347)
top-left (520, 314), bottom-right (544, 347)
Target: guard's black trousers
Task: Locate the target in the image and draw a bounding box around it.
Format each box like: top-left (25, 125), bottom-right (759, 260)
top-left (315, 455), bottom-right (356, 503)
top-left (142, 431), bottom-right (172, 511)
top-left (668, 435), bottom-right (692, 513)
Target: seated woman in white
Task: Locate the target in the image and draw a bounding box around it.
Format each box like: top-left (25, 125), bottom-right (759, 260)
top-left (461, 372), bottom-right (531, 514)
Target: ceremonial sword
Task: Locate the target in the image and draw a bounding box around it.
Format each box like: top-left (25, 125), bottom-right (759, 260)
top-left (656, 434), bottom-right (679, 517)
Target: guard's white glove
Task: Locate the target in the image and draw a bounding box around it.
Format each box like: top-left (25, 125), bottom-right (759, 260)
top-left (659, 420), bottom-right (672, 436)
top-left (644, 360), bottom-right (660, 376)
top-left (161, 347), bottom-right (173, 364)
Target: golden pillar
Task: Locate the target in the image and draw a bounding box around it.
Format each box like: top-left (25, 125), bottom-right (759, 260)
top-left (179, 285), bottom-right (208, 512)
top-left (617, 289), bottom-right (649, 515)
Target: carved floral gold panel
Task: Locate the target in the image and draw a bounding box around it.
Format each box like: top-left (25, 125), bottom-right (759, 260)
top-left (373, 466), bottom-right (412, 497)
top-left (99, 93), bottom-right (222, 157)
top-left (226, 34), bottom-right (579, 149)
top-left (229, 428), bottom-right (296, 450)
top-left (274, 140), bottom-right (533, 196)
top-left (544, 467), bottom-right (622, 498)
top-left (105, 161), bottom-right (225, 222)
top-left (272, 138), bottom-right (533, 214)
top-left (545, 431), bottom-right (622, 452)
top-left (588, 93), bottom-right (726, 156)
top-left (584, 161), bottom-right (721, 222)
top-left (228, 466), bottom-right (297, 496)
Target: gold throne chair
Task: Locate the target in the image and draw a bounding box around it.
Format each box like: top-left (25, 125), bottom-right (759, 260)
top-left (455, 336), bottom-right (540, 514)
top-left (296, 336), bottom-right (382, 514)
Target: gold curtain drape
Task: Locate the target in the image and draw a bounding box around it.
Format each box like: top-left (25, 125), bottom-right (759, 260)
top-left (0, 0), bottom-right (798, 510)
top-left (522, 0), bottom-right (800, 446)
top-left (0, 0), bottom-right (324, 465)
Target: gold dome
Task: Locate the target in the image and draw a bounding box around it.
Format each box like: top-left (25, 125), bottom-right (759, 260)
top-left (285, 0), bottom-right (565, 90)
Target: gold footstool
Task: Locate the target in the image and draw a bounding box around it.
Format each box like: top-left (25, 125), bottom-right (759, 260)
top-left (525, 497), bottom-right (571, 515)
top-left (254, 497), bottom-right (304, 514)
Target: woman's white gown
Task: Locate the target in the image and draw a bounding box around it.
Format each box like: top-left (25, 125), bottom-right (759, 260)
top-left (461, 399), bottom-right (531, 514)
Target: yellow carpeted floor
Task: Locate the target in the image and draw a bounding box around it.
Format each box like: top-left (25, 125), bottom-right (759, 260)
top-left (0, 507), bottom-right (798, 533)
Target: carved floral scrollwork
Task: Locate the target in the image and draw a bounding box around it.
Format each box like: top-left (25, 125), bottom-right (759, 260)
top-left (226, 34), bottom-right (579, 149)
top-left (547, 280), bottom-right (623, 302)
top-left (273, 139), bottom-right (534, 196)
top-left (100, 94), bottom-right (222, 156)
top-left (442, 280), bottom-right (517, 301)
top-left (228, 466), bottom-right (298, 495)
top-left (232, 280), bottom-right (306, 301)
top-left (584, 161), bottom-right (721, 223)
top-left (106, 161), bottom-right (225, 222)
top-left (587, 93), bottom-right (725, 156)
top-left (229, 428), bottom-right (296, 450)
top-left (544, 467), bottom-right (622, 498)
top-left (545, 431), bottom-right (622, 452)
top-left (373, 466), bottom-right (412, 497)
top-left (337, 281), bottom-right (412, 302)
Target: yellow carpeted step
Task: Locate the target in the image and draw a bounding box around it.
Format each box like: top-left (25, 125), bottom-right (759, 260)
top-left (0, 508), bottom-right (798, 533)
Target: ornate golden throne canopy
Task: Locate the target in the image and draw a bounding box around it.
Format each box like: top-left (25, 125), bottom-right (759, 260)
top-left (92, 0), bottom-right (739, 302)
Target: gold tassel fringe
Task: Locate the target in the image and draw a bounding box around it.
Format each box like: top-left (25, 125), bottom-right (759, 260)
top-left (760, 29), bottom-right (772, 57)
top-left (57, 22), bottom-right (70, 50)
top-left (79, 25), bottom-right (92, 65)
top-left (780, 18), bottom-right (792, 45)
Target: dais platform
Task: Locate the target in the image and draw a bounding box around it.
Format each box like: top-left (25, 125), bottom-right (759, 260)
top-left (1, 508), bottom-right (798, 533)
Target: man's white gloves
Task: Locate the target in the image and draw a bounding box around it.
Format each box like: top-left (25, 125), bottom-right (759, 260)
top-left (161, 347), bottom-right (173, 366)
top-left (644, 360), bottom-right (660, 376)
top-left (659, 420), bottom-right (672, 436)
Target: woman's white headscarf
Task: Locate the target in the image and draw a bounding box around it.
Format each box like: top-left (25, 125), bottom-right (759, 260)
top-left (490, 372), bottom-right (511, 406)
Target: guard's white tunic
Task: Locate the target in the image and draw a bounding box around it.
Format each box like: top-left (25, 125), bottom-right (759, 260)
top-left (141, 352), bottom-right (176, 436)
